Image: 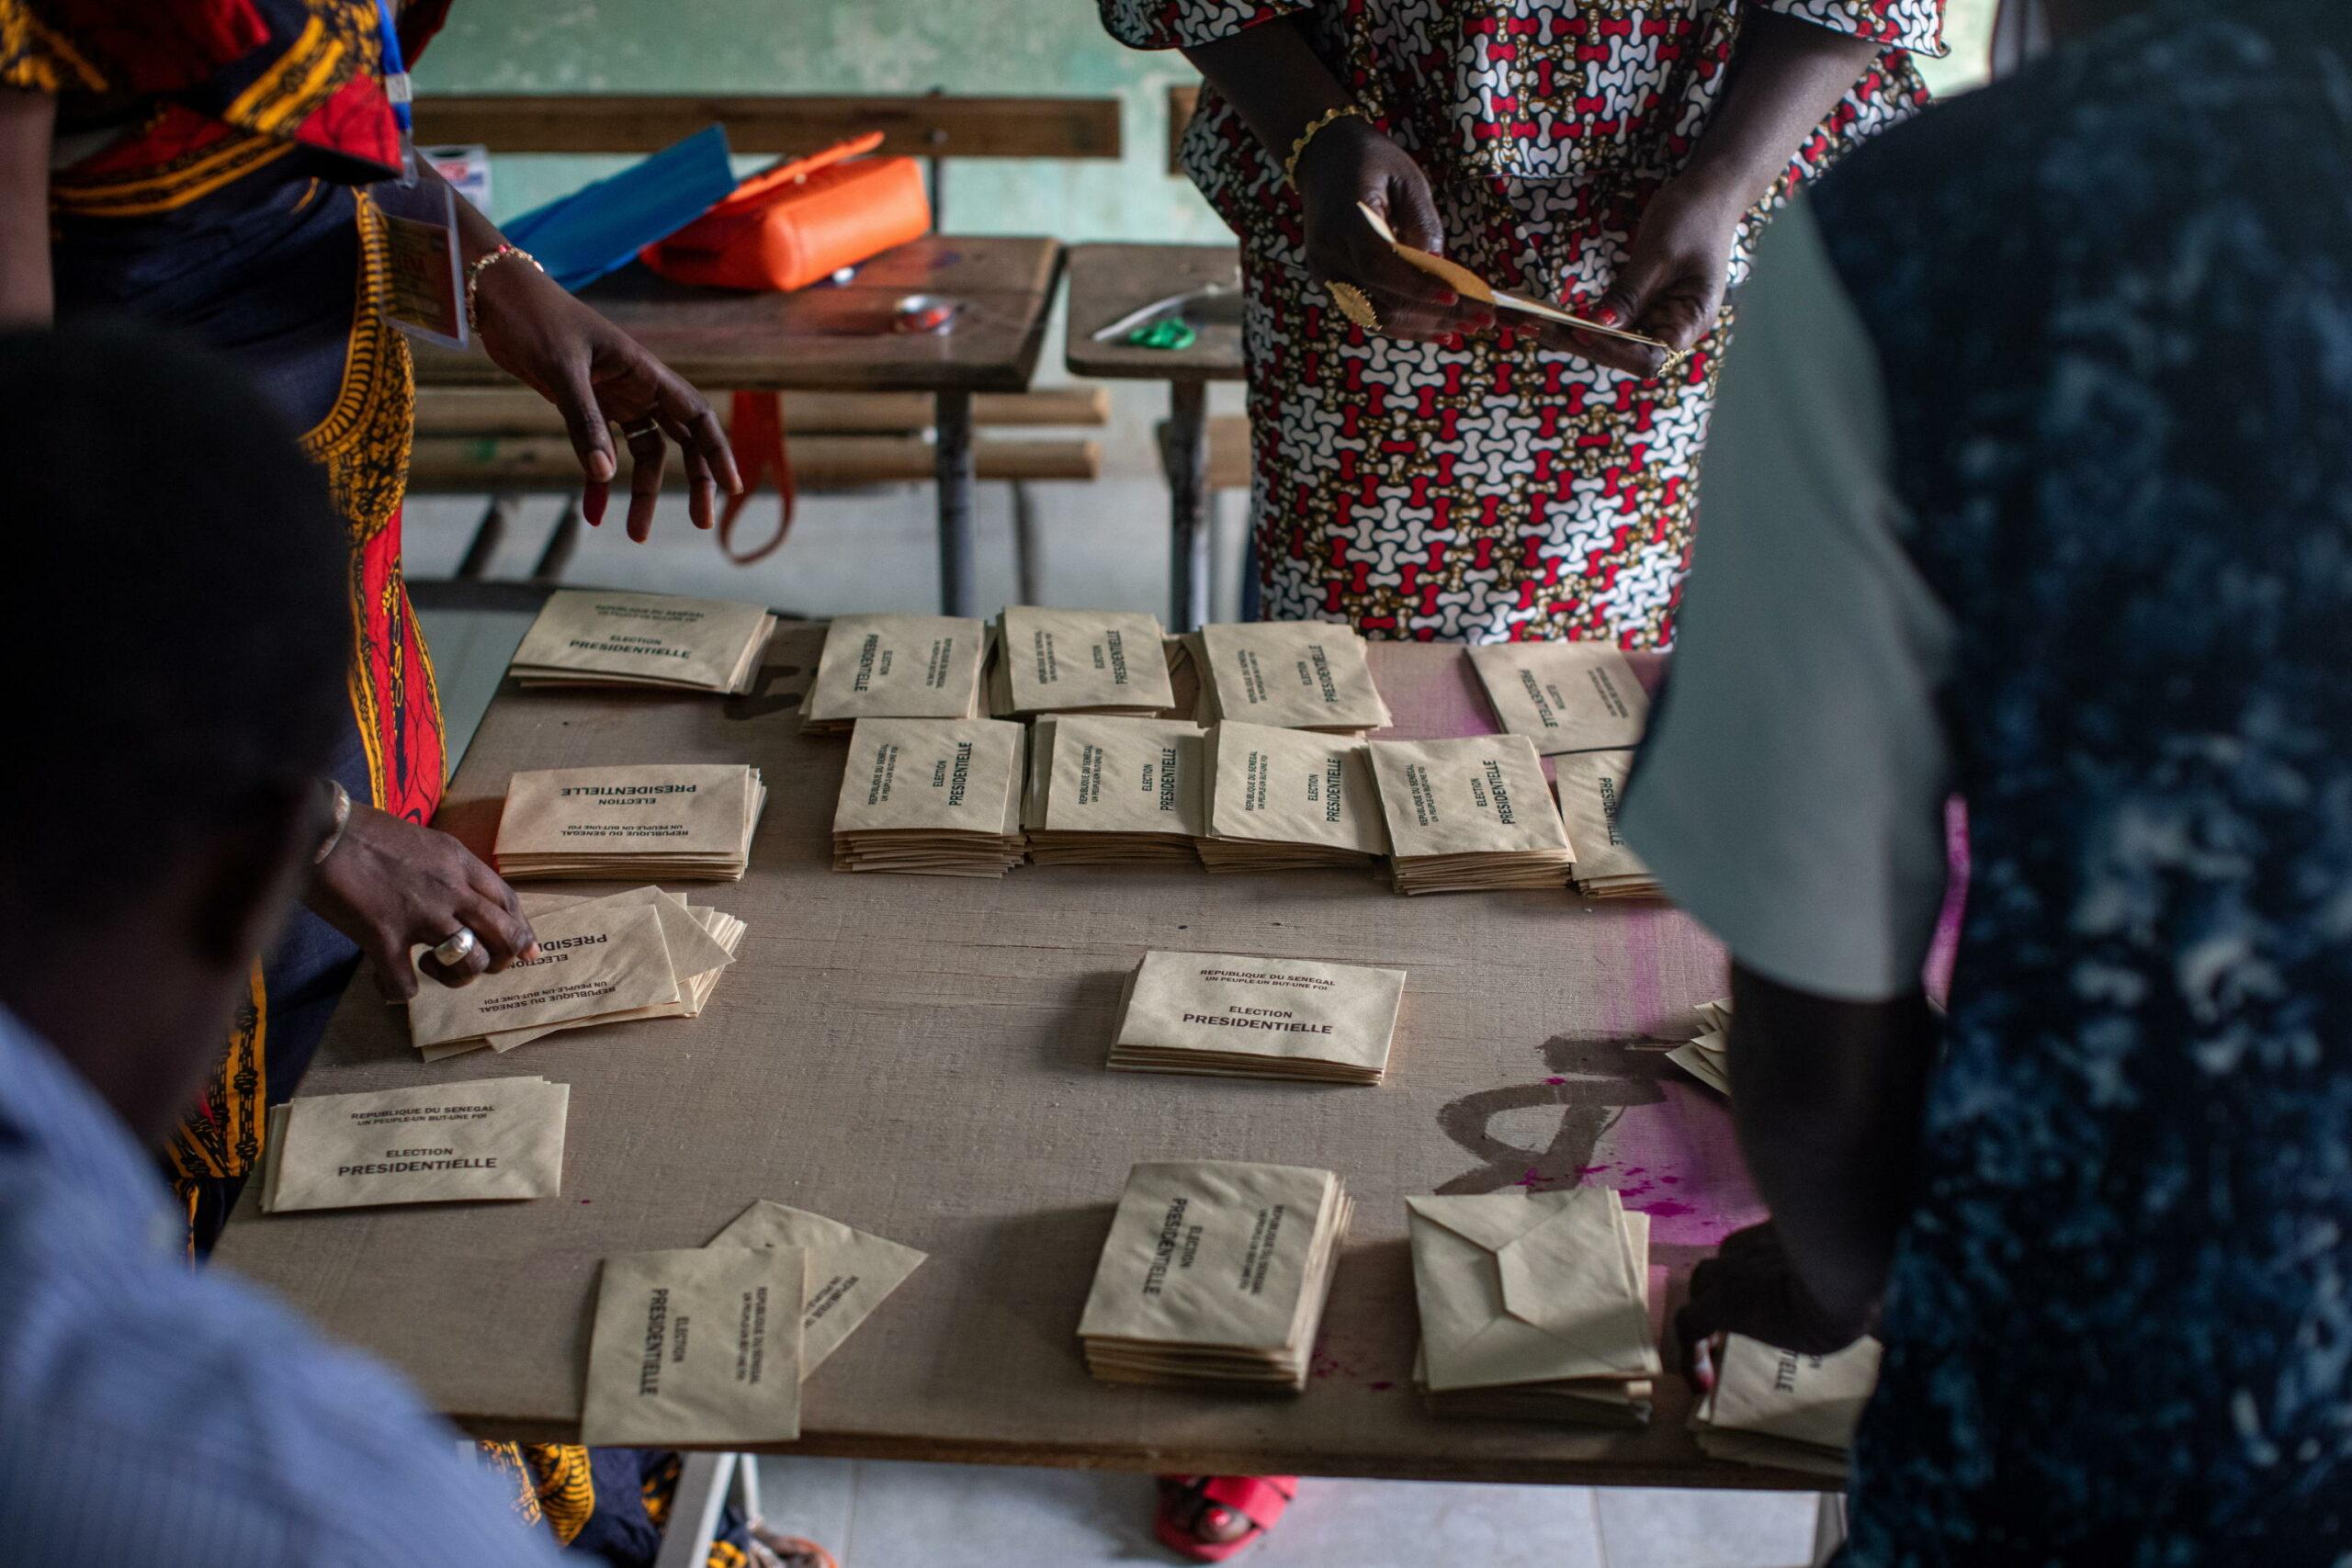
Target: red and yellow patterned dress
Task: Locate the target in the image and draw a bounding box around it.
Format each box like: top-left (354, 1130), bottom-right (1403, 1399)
top-left (1, 0), bottom-right (452, 1242)
top-left (1101, 0), bottom-right (1943, 645)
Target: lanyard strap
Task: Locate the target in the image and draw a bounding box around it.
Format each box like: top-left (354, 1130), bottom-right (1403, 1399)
top-left (374, 0), bottom-right (413, 136)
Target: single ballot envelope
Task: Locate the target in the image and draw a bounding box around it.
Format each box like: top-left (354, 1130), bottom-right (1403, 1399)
top-left (804, 613), bottom-right (988, 729)
top-left (1466, 641), bottom-right (1649, 755)
top-left (707, 1201), bottom-right (928, 1373)
top-left (262, 1077), bottom-right (569, 1213)
top-left (581, 1245), bottom-right (806, 1447)
top-left (1408, 1188), bottom-right (1658, 1393)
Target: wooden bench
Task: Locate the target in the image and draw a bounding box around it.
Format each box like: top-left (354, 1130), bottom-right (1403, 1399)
top-left (413, 386), bottom-right (1108, 593)
top-left (408, 94), bottom-right (1121, 599)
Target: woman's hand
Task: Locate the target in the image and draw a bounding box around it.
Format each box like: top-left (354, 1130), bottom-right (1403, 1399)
top-left (307, 804), bottom-right (538, 998)
top-left (1295, 118), bottom-right (1494, 343)
top-left (1543, 172), bottom-right (1747, 378)
top-left (472, 257), bottom-right (742, 541)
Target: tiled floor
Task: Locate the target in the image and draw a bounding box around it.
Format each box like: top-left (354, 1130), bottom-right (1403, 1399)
top-left (746, 1458), bottom-right (1823, 1568)
top-left (412, 372), bottom-right (1827, 1568)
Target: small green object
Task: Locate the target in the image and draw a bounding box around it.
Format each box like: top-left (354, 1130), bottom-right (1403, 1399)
top-left (1127, 317), bottom-right (1198, 352)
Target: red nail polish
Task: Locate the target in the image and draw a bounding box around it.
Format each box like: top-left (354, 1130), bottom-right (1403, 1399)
top-left (1594, 306), bottom-right (1621, 326)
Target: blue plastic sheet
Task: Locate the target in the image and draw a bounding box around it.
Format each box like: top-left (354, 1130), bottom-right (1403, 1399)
top-left (501, 125), bottom-right (736, 291)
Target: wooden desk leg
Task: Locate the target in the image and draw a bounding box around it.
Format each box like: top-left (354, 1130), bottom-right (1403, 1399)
top-left (1165, 380), bottom-right (1211, 631)
top-left (934, 390), bottom-right (978, 617)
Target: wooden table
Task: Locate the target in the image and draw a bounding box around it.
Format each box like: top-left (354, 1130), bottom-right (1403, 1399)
top-left (214, 626), bottom-right (1799, 1489)
top-left (413, 236), bottom-right (1063, 617)
top-left (1065, 243), bottom-right (1246, 632)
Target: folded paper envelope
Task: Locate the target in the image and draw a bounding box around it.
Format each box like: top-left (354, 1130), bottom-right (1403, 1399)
top-left (1408, 1190), bottom-right (1658, 1393)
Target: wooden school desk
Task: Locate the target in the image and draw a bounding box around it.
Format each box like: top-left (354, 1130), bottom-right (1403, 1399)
top-left (1063, 243), bottom-right (1247, 633)
top-left (214, 625), bottom-right (1825, 1503)
top-left (411, 237), bottom-right (1062, 617)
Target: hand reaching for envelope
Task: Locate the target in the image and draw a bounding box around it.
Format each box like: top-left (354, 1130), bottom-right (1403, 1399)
top-left (308, 806), bottom-right (537, 998)
top-left (1676, 1221), bottom-right (1874, 1376)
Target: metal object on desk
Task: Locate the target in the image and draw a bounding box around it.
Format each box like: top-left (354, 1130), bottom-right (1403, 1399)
top-left (1087, 282), bottom-right (1242, 344)
top-left (892, 294), bottom-right (961, 334)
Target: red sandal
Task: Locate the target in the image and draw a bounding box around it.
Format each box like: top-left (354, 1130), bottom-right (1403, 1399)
top-left (1154, 1474), bottom-right (1299, 1562)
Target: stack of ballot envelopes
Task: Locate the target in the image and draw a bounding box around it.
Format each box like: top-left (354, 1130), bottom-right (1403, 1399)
top-left (1408, 1186), bottom-right (1661, 1426)
top-left (1024, 715), bottom-right (1207, 866)
top-left (408, 886), bottom-right (742, 1061)
top-left (989, 605), bottom-right (1176, 718)
top-left (509, 589), bottom-right (776, 695)
top-left (493, 763), bottom-right (765, 882)
top-left (1108, 950), bottom-right (1406, 1085)
top-left (1197, 723), bottom-right (1389, 873)
top-left (1692, 1333), bottom-right (1883, 1479)
top-left (261, 1077), bottom-right (570, 1213)
top-left (1553, 750), bottom-right (1660, 898)
top-left (1079, 1159), bottom-right (1351, 1392)
top-left (1466, 640), bottom-right (1649, 755)
top-left (1369, 735), bottom-right (1574, 894)
top-left (801, 613), bottom-right (989, 735)
top-left (580, 1197), bottom-right (931, 1447)
top-left (1188, 620), bottom-right (1391, 733)
top-left (831, 716), bottom-right (1026, 876)
top-left (1669, 998), bottom-right (1733, 1095)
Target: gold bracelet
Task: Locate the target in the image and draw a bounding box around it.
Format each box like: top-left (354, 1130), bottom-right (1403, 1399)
top-left (464, 243), bottom-right (545, 335)
top-left (1283, 104), bottom-right (1368, 189)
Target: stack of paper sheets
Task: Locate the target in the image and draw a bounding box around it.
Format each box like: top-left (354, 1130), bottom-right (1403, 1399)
top-left (1668, 998), bottom-right (1732, 1094)
top-left (1368, 735), bottom-right (1573, 894)
top-left (1465, 640), bottom-right (1649, 755)
top-left (509, 589), bottom-right (776, 695)
top-left (1692, 1333), bottom-right (1883, 1479)
top-left (493, 763), bottom-right (766, 882)
top-left (831, 716), bottom-right (1026, 876)
top-left (1079, 1159), bottom-right (1352, 1392)
top-left (801, 613), bottom-right (989, 735)
top-left (1197, 723), bottom-right (1389, 873)
top-left (988, 606), bottom-right (1176, 717)
top-left (1408, 1188), bottom-right (1661, 1427)
top-left (1554, 750), bottom-right (1659, 898)
top-left (1188, 621), bottom-right (1391, 733)
top-left (260, 1077), bottom-right (570, 1213)
top-left (408, 886), bottom-right (743, 1061)
top-left (1023, 716), bottom-right (1207, 866)
top-left (1108, 950), bottom-right (1406, 1085)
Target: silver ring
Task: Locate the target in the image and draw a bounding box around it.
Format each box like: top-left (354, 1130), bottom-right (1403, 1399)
top-left (431, 927), bottom-right (479, 966)
top-left (621, 420), bottom-right (661, 442)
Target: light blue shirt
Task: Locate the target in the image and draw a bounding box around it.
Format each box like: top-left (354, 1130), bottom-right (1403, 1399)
top-left (0, 1002), bottom-right (565, 1568)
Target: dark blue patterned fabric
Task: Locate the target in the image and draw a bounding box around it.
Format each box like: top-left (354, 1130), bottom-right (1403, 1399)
top-left (1809, 4), bottom-right (2352, 1561)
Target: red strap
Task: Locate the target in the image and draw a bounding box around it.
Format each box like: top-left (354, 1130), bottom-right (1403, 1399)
top-left (718, 389), bottom-right (796, 566)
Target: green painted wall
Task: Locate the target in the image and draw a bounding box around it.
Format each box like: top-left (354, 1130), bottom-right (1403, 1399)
top-left (417, 0), bottom-right (1994, 233)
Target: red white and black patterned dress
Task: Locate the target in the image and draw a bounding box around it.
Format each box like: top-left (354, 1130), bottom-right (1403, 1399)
top-left (1101, 0), bottom-right (1943, 644)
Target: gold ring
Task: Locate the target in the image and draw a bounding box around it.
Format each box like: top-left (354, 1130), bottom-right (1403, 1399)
top-left (1327, 281), bottom-right (1381, 333)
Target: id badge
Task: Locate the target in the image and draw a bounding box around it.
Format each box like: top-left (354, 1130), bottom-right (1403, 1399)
top-left (375, 169), bottom-right (469, 350)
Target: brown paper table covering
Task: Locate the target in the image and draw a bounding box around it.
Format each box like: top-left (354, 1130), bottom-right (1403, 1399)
top-left (213, 625), bottom-right (1822, 1487)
